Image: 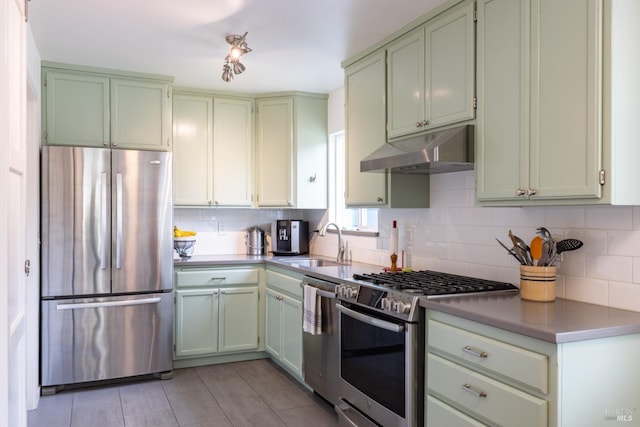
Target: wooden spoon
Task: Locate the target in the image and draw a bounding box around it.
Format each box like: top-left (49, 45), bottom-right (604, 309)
top-left (530, 236), bottom-right (543, 266)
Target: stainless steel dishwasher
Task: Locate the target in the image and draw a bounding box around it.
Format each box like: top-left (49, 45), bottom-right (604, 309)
top-left (301, 275), bottom-right (340, 408)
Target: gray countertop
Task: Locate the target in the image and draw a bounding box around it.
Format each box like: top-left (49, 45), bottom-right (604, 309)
top-left (173, 254), bottom-right (381, 282)
top-left (174, 255), bottom-right (640, 344)
top-left (420, 293), bottom-right (640, 344)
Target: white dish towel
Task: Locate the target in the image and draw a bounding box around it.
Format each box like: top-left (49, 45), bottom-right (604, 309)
top-left (303, 284), bottom-right (322, 335)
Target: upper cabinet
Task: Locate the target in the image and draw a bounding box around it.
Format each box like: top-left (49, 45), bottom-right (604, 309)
top-left (477, 0), bottom-right (640, 206)
top-left (172, 92), bottom-right (254, 207)
top-left (387, 0), bottom-right (475, 140)
top-left (255, 93), bottom-right (328, 209)
top-left (42, 63), bottom-right (172, 151)
top-left (345, 52), bottom-right (430, 208)
top-left (476, 0), bottom-right (601, 204)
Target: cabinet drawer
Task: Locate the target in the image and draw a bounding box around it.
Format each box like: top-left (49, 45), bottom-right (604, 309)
top-left (429, 319), bottom-right (548, 393)
top-left (175, 268), bottom-right (259, 287)
top-left (427, 354), bottom-right (547, 427)
top-left (265, 269), bottom-right (302, 299)
top-left (426, 395), bottom-right (486, 427)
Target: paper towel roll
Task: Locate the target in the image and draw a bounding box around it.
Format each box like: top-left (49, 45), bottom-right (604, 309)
top-left (390, 225), bottom-right (398, 255)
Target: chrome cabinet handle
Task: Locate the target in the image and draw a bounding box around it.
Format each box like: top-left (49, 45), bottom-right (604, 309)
top-left (210, 277), bottom-right (226, 281)
top-left (515, 188), bottom-right (526, 196)
top-left (527, 188), bottom-right (537, 196)
top-left (461, 383), bottom-right (487, 398)
top-left (115, 173), bottom-right (123, 269)
top-left (57, 297), bottom-right (161, 310)
top-left (100, 172), bottom-right (108, 270)
top-left (377, 197), bottom-right (383, 203)
top-left (112, 141), bottom-right (118, 146)
top-left (462, 345), bottom-right (488, 359)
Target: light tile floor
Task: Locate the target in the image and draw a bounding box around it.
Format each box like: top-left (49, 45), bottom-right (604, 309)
top-left (28, 359), bottom-right (339, 427)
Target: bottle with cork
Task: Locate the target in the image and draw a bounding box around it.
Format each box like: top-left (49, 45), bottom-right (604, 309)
top-left (390, 220), bottom-right (398, 272)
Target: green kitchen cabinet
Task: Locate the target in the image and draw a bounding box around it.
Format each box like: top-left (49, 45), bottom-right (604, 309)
top-left (172, 92), bottom-right (254, 206)
top-left (344, 51), bottom-right (430, 208)
top-left (42, 63), bottom-right (172, 151)
top-left (174, 266), bottom-right (260, 359)
top-left (264, 268), bottom-right (303, 380)
top-left (387, 0), bottom-right (475, 140)
top-left (426, 309), bottom-right (640, 427)
top-left (255, 93), bottom-right (328, 209)
top-left (476, 0), bottom-right (602, 204)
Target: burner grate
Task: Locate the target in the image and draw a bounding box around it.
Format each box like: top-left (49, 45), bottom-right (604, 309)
top-left (353, 270), bottom-right (518, 296)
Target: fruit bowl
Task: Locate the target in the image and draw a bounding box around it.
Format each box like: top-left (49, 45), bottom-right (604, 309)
top-left (174, 237), bottom-right (196, 258)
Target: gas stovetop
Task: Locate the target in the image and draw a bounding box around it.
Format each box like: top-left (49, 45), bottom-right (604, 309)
top-left (338, 270), bottom-right (518, 322)
top-left (352, 270), bottom-right (519, 297)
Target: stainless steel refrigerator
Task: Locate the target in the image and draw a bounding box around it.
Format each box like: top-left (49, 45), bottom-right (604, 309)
top-left (40, 146), bottom-right (173, 393)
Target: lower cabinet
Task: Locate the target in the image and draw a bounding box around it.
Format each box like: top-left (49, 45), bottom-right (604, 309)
top-left (426, 310), bottom-right (640, 427)
top-left (174, 266), bottom-right (260, 359)
top-left (264, 268), bottom-right (304, 379)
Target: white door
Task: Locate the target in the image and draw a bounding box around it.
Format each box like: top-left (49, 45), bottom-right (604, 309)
top-left (1, 0), bottom-right (28, 426)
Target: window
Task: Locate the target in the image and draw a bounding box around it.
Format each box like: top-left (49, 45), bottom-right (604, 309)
top-left (328, 131), bottom-right (378, 232)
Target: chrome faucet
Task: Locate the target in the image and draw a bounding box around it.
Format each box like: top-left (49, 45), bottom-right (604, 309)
top-left (319, 222), bottom-right (348, 264)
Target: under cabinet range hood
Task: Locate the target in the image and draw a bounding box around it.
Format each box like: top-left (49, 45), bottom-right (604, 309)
top-left (360, 124), bottom-right (475, 174)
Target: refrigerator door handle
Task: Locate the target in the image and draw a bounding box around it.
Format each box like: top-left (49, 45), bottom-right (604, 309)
top-left (115, 173), bottom-right (123, 269)
top-left (56, 297), bottom-right (162, 310)
top-left (100, 172), bottom-right (108, 270)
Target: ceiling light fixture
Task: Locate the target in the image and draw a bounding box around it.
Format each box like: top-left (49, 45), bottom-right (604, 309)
top-left (222, 32), bottom-right (251, 82)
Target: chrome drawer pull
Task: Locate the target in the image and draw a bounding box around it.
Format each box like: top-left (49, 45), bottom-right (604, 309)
top-left (210, 276), bottom-right (227, 281)
top-left (462, 345), bottom-right (488, 358)
top-left (461, 383), bottom-right (487, 398)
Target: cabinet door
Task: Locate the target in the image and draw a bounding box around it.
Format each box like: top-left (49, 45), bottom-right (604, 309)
top-left (280, 294), bottom-right (303, 377)
top-left (175, 289), bottom-right (219, 357)
top-left (44, 70), bottom-right (110, 147)
top-left (426, 1), bottom-right (475, 128)
top-left (256, 97), bottom-right (293, 207)
top-left (265, 289), bottom-right (283, 358)
top-left (172, 94), bottom-right (213, 205)
top-left (529, 0), bottom-right (601, 200)
top-left (387, 28), bottom-right (426, 139)
top-left (213, 97), bottom-right (254, 206)
top-left (476, 0), bottom-right (530, 201)
top-left (110, 78), bottom-right (170, 151)
top-left (345, 52), bottom-right (387, 206)
top-left (219, 287), bottom-right (259, 352)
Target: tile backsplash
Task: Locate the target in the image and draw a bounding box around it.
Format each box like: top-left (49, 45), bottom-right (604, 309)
top-left (175, 171), bottom-right (640, 312)
top-left (312, 170), bottom-right (640, 312)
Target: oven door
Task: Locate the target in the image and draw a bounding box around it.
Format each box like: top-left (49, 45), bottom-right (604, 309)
top-left (337, 301), bottom-right (421, 427)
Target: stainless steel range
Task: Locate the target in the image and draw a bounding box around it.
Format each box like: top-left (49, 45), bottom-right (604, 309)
top-left (335, 270), bottom-right (518, 427)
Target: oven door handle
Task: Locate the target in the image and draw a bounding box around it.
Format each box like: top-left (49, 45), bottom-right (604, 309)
top-left (337, 304), bottom-right (405, 333)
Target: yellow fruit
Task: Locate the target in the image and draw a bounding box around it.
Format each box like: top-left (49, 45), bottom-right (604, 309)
top-left (174, 226), bottom-right (196, 238)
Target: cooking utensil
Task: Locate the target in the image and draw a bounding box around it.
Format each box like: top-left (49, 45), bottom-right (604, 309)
top-left (556, 238), bottom-right (583, 254)
top-left (495, 238), bottom-right (526, 265)
top-left (530, 236), bottom-right (543, 266)
top-left (509, 230), bottom-right (532, 265)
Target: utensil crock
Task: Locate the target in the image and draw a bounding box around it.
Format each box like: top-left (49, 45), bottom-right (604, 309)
top-left (520, 265), bottom-right (556, 302)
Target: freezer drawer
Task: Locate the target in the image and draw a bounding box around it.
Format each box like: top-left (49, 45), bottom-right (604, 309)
top-left (41, 292), bottom-right (173, 388)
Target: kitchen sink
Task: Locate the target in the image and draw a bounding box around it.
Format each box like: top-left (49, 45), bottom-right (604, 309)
top-left (276, 258), bottom-right (340, 268)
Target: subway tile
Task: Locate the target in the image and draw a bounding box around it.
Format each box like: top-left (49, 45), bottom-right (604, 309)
top-left (565, 276), bottom-right (608, 306)
top-left (633, 258), bottom-right (640, 284)
top-left (609, 282), bottom-right (640, 312)
top-left (584, 255), bottom-right (632, 282)
top-left (557, 253), bottom-right (585, 277)
top-left (545, 207), bottom-right (586, 229)
top-left (607, 230), bottom-right (640, 257)
top-left (586, 206), bottom-right (633, 229)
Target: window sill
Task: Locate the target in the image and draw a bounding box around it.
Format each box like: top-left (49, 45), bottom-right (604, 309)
top-left (324, 228), bottom-right (378, 238)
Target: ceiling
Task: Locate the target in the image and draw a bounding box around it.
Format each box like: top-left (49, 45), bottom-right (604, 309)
top-left (28, 0), bottom-right (446, 95)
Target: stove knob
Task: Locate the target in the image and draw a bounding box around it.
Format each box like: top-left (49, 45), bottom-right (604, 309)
top-left (390, 300), bottom-right (398, 311)
top-left (381, 297), bottom-right (390, 310)
top-left (347, 288), bottom-right (358, 298)
top-left (396, 301), bottom-right (411, 314)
